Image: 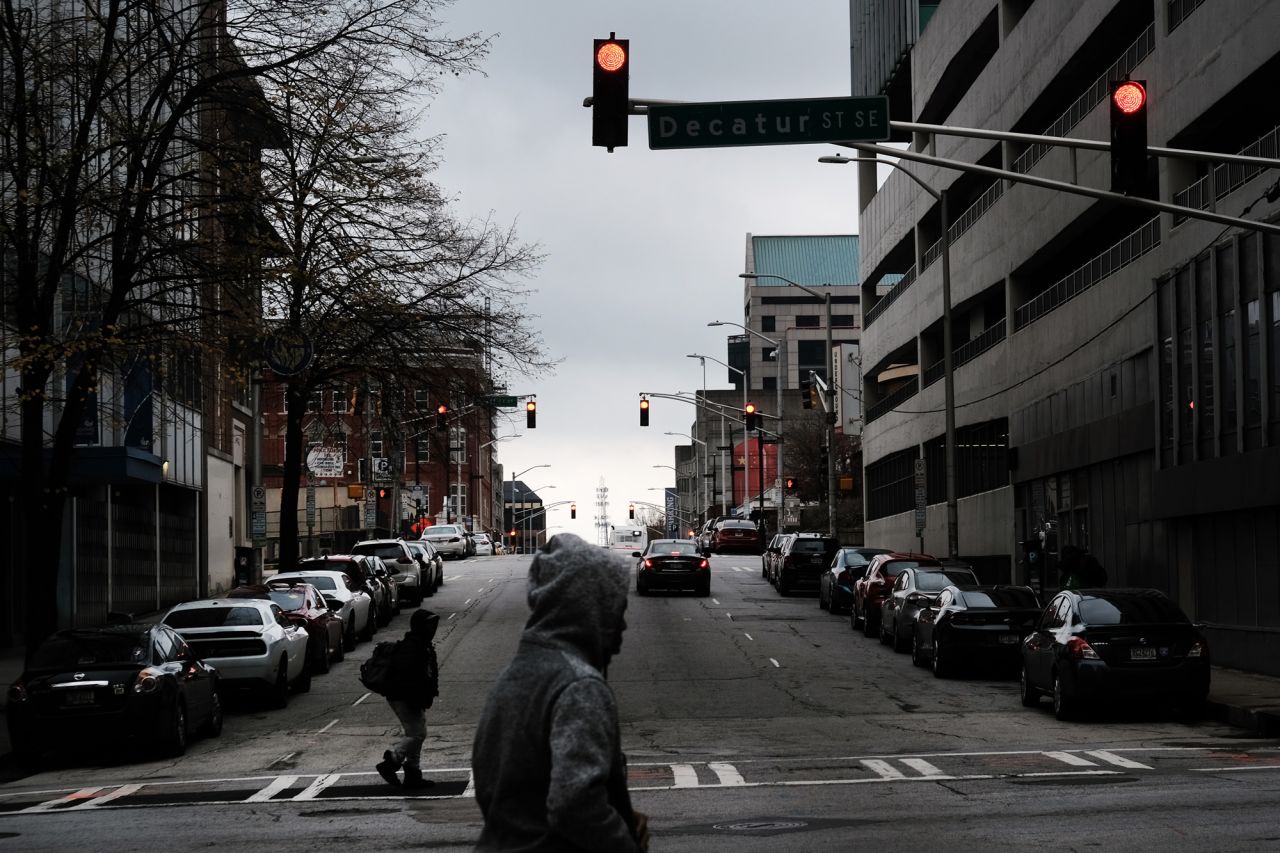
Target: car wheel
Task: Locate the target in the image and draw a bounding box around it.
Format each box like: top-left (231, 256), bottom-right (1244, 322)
top-left (637, 580), bottom-right (648, 596)
top-left (698, 581), bottom-right (711, 597)
top-left (13, 744), bottom-right (42, 772)
top-left (863, 608), bottom-right (878, 638)
top-left (312, 637), bottom-right (331, 675)
top-left (342, 619), bottom-right (356, 653)
top-left (1053, 672), bottom-right (1076, 720)
top-left (331, 628), bottom-right (345, 663)
top-left (1019, 665), bottom-right (1040, 707)
top-left (162, 701), bottom-right (188, 757)
top-left (269, 659), bottom-right (290, 709)
top-left (294, 655), bottom-right (313, 694)
top-left (361, 607), bottom-right (377, 641)
top-left (204, 690), bottom-right (224, 737)
top-left (850, 603), bottom-right (860, 631)
top-left (911, 633), bottom-right (925, 667)
top-left (891, 621), bottom-right (907, 653)
top-left (819, 585), bottom-right (829, 610)
top-left (777, 574), bottom-right (790, 595)
top-left (933, 638), bottom-right (951, 678)
top-left (879, 616), bottom-right (892, 645)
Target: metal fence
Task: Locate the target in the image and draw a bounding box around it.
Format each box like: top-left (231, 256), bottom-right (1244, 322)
top-left (864, 263), bottom-right (918, 328)
top-left (1172, 125), bottom-right (1279, 223)
top-left (922, 318), bottom-right (1007, 388)
top-left (865, 375), bottom-right (920, 425)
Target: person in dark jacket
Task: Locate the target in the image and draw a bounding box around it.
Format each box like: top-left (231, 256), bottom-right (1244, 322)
top-left (375, 608), bottom-right (439, 790)
top-left (471, 533), bottom-right (649, 852)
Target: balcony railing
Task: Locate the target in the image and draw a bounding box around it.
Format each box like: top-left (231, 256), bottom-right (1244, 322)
top-left (1168, 0), bottom-right (1207, 32)
top-left (1012, 23), bottom-right (1155, 175)
top-left (863, 264), bottom-right (917, 328)
top-left (922, 318), bottom-right (1008, 388)
top-left (865, 376), bottom-right (920, 425)
top-left (1014, 217), bottom-right (1160, 330)
top-left (1172, 125), bottom-right (1280, 223)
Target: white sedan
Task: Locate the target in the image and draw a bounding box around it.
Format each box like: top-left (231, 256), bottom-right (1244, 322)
top-left (272, 569), bottom-right (375, 653)
top-left (163, 599), bottom-right (311, 708)
top-left (472, 533), bottom-right (495, 556)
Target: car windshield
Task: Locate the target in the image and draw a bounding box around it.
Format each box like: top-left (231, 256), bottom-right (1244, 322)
top-left (352, 543), bottom-right (403, 560)
top-left (165, 606), bottom-right (263, 628)
top-left (648, 541), bottom-right (699, 556)
top-left (718, 521), bottom-right (755, 530)
top-left (916, 571), bottom-right (957, 592)
top-left (424, 526), bottom-right (459, 536)
top-left (1079, 593), bottom-right (1188, 626)
top-left (884, 560), bottom-right (934, 577)
top-left (268, 590), bottom-right (306, 611)
top-left (841, 549), bottom-right (873, 565)
top-left (301, 560), bottom-right (357, 575)
top-left (288, 575), bottom-right (337, 591)
top-left (962, 588), bottom-right (1040, 609)
top-left (474, 535), bottom-right (490, 543)
top-left (30, 632), bottom-right (148, 669)
top-left (791, 539), bottom-right (835, 554)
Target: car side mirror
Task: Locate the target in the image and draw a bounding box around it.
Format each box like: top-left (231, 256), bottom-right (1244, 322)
top-left (398, 556), bottom-right (412, 564)
top-left (632, 551), bottom-right (642, 558)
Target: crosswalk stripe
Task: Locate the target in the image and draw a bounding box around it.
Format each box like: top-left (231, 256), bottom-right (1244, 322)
top-left (861, 759), bottom-right (905, 779)
top-left (671, 764), bottom-right (700, 788)
top-left (463, 771), bottom-right (475, 798)
top-left (708, 763), bottom-right (745, 786)
top-left (247, 776), bottom-right (299, 802)
top-left (294, 774), bottom-right (341, 800)
top-left (900, 758), bottom-right (946, 778)
top-left (1085, 750), bottom-right (1153, 770)
top-left (1044, 751), bottom-right (1097, 767)
top-left (20, 787), bottom-right (104, 813)
top-left (69, 784), bottom-right (143, 809)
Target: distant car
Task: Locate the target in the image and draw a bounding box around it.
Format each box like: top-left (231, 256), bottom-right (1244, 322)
top-left (709, 518), bottom-right (763, 555)
top-left (275, 566), bottom-right (376, 650)
top-left (405, 540), bottom-right (443, 595)
top-left (6, 624), bottom-right (222, 768)
top-left (820, 547), bottom-right (893, 614)
top-left (879, 566), bottom-right (981, 651)
top-left (853, 553), bottom-right (940, 637)
top-left (299, 555), bottom-right (390, 628)
top-left (227, 581), bottom-right (345, 674)
top-left (352, 539), bottom-right (424, 606)
top-left (1020, 588), bottom-right (1210, 720)
top-left (472, 532), bottom-right (495, 556)
top-left (163, 598), bottom-right (311, 708)
top-left (913, 585), bottom-right (1041, 676)
top-left (634, 539), bottom-right (711, 596)
top-left (773, 532), bottom-right (841, 595)
top-left (421, 524), bottom-right (469, 559)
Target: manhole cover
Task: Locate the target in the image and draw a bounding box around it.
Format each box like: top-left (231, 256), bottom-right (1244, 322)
top-left (713, 820), bottom-right (809, 832)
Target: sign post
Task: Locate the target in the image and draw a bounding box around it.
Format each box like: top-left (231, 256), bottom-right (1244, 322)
top-left (648, 96), bottom-right (889, 150)
top-left (913, 459), bottom-right (927, 553)
top-left (251, 485), bottom-right (267, 543)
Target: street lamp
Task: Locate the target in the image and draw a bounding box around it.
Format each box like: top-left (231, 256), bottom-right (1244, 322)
top-left (820, 152), bottom-right (957, 559)
top-left (689, 349), bottom-right (753, 518)
top-left (739, 272), bottom-right (836, 537)
top-left (522, 484), bottom-right (556, 553)
top-left (511, 464), bottom-right (550, 554)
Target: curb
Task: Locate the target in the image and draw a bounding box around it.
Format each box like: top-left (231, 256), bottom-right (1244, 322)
top-left (1206, 699), bottom-right (1280, 736)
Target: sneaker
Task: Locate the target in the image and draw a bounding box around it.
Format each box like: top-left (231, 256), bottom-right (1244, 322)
top-left (402, 767), bottom-right (435, 790)
top-left (376, 750), bottom-right (402, 787)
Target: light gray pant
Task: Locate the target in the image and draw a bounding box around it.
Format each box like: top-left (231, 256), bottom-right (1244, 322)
top-left (388, 699), bottom-right (426, 770)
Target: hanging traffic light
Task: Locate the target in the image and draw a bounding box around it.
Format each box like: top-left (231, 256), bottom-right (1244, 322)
top-left (570, 503), bottom-right (577, 520)
top-left (1110, 79), bottom-right (1148, 195)
top-left (744, 402), bottom-right (758, 432)
top-left (377, 488), bottom-right (387, 499)
top-left (799, 376), bottom-right (814, 410)
top-left (435, 404), bottom-right (448, 430)
top-left (639, 396), bottom-right (650, 427)
top-left (592, 34), bottom-right (629, 151)
top-left (628, 503), bottom-right (635, 519)
top-left (526, 399), bottom-right (537, 429)
top-left (785, 477), bottom-right (797, 492)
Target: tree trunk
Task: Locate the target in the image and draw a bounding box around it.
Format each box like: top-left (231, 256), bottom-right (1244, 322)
top-left (277, 381), bottom-right (307, 572)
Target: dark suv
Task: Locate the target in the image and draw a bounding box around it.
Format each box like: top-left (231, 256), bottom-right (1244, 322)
top-left (775, 533), bottom-right (841, 595)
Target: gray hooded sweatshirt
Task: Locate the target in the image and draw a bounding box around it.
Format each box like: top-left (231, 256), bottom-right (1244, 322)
top-left (472, 534), bottom-right (640, 853)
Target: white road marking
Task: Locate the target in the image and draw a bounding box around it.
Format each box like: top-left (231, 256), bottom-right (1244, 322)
top-left (900, 758), bottom-right (946, 778)
top-left (671, 764), bottom-right (700, 788)
top-left (1086, 749), bottom-right (1153, 770)
top-left (1044, 751), bottom-right (1097, 767)
top-left (446, 575), bottom-right (461, 581)
top-left (861, 759), bottom-right (906, 779)
top-left (708, 763), bottom-right (746, 786)
top-left (464, 599), bottom-right (473, 606)
top-left (463, 771), bottom-right (476, 797)
top-left (712, 598), bottom-right (720, 605)
top-left (268, 752), bottom-right (297, 767)
top-left (769, 657), bottom-right (780, 668)
top-left (20, 787), bottom-right (104, 812)
top-left (67, 784), bottom-right (142, 809)
top-left (317, 719), bottom-right (339, 734)
top-left (743, 632), bottom-right (754, 641)
top-left (477, 588), bottom-right (485, 593)
top-left (247, 776), bottom-right (299, 802)
top-left (353, 692), bottom-right (372, 706)
top-left (294, 773), bottom-right (341, 800)
top-left (1192, 765), bottom-right (1280, 773)
top-left (725, 612), bottom-right (732, 620)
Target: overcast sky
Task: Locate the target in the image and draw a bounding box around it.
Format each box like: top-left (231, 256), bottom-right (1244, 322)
top-left (427, 0), bottom-right (858, 541)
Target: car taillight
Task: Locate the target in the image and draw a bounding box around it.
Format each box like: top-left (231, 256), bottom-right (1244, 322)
top-left (134, 666), bottom-right (163, 694)
top-left (7, 681), bottom-right (28, 704)
top-left (837, 570), bottom-right (852, 584)
top-left (643, 559), bottom-right (654, 571)
top-left (698, 559), bottom-right (709, 570)
top-left (1066, 637), bottom-right (1100, 660)
top-left (1187, 639), bottom-right (1208, 658)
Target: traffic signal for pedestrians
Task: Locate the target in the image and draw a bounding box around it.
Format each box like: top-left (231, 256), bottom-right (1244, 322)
top-left (1109, 79), bottom-right (1148, 195)
top-left (799, 376), bottom-right (814, 409)
top-left (377, 488), bottom-right (387, 499)
top-left (435, 404), bottom-right (448, 430)
top-left (592, 34), bottom-right (629, 151)
top-left (639, 396), bottom-right (650, 427)
top-left (785, 477), bottom-right (797, 492)
top-left (570, 503), bottom-right (577, 519)
top-left (744, 402), bottom-right (758, 432)
top-left (628, 503), bottom-right (635, 519)
top-left (526, 399), bottom-right (537, 429)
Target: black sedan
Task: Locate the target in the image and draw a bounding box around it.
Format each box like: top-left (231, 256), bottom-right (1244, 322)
top-left (1020, 588), bottom-right (1211, 720)
top-left (912, 585), bottom-right (1041, 677)
top-left (880, 566), bottom-right (979, 652)
top-left (635, 539), bottom-right (711, 596)
top-left (6, 624), bottom-right (222, 768)
top-left (820, 547), bottom-right (892, 614)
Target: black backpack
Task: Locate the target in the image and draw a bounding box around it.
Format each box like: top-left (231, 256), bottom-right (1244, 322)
top-left (359, 640), bottom-right (399, 695)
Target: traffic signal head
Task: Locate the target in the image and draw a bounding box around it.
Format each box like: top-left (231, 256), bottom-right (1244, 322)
top-left (1109, 79), bottom-right (1148, 195)
top-left (526, 399), bottom-right (537, 429)
top-left (799, 376), bottom-right (813, 410)
top-left (377, 488), bottom-right (387, 499)
top-left (570, 503), bottom-right (577, 520)
top-left (592, 34), bottom-right (629, 151)
top-left (744, 402), bottom-right (758, 432)
top-left (785, 477), bottom-right (797, 491)
top-left (628, 502), bottom-right (635, 519)
top-left (639, 396), bottom-right (650, 427)
top-left (436, 404), bottom-right (448, 430)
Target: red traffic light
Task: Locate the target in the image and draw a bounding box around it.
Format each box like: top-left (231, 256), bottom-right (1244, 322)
top-left (595, 41), bottom-right (627, 73)
top-left (1112, 81), bottom-right (1146, 115)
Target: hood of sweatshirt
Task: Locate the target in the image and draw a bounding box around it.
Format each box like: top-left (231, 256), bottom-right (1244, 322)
top-left (409, 608), bottom-right (439, 641)
top-left (523, 533), bottom-right (629, 670)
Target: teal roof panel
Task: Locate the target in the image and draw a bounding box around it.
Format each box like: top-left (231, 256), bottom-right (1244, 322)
top-left (750, 235), bottom-right (859, 287)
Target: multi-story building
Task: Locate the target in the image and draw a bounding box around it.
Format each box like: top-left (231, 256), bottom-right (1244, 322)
top-left (851, 0), bottom-right (1280, 672)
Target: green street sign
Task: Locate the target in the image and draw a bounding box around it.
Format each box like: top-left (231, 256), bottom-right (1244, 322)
top-left (488, 395), bottom-right (518, 407)
top-left (648, 96), bottom-right (890, 150)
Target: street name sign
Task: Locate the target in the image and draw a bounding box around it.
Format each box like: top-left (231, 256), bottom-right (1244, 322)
top-left (648, 96), bottom-right (889, 150)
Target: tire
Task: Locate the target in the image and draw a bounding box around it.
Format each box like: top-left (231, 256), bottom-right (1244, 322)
top-left (879, 616), bottom-right (892, 645)
top-left (637, 581), bottom-right (648, 596)
top-left (13, 745), bottom-right (42, 772)
top-left (777, 574), bottom-right (790, 596)
top-left (891, 621), bottom-right (907, 653)
top-left (162, 701), bottom-right (188, 757)
top-left (1052, 672), bottom-right (1076, 721)
top-left (203, 690), bottom-right (224, 737)
top-left (819, 584), bottom-right (830, 610)
top-left (269, 659), bottom-right (290, 709)
top-left (360, 608), bottom-right (377, 642)
top-left (332, 628), bottom-right (346, 663)
top-left (851, 600), bottom-right (863, 630)
top-left (1019, 665), bottom-right (1040, 707)
top-left (294, 655), bottom-right (312, 694)
top-left (933, 638), bottom-right (951, 678)
top-left (698, 582), bottom-right (711, 597)
top-left (313, 638), bottom-right (331, 675)
top-left (863, 607), bottom-right (878, 638)
top-left (342, 619), bottom-right (356, 653)
top-left (911, 633), bottom-right (925, 667)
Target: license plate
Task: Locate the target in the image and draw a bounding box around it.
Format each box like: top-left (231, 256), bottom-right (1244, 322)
top-left (63, 690), bottom-right (96, 706)
top-left (1130, 647), bottom-right (1157, 661)
top-left (998, 634), bottom-right (1019, 644)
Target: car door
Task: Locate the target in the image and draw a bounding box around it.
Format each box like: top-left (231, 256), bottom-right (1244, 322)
top-left (159, 626), bottom-right (211, 722)
top-left (271, 604), bottom-right (309, 679)
top-left (1025, 596), bottom-right (1068, 688)
top-left (884, 570), bottom-right (909, 632)
top-left (343, 573), bottom-right (371, 632)
top-left (918, 588), bottom-right (951, 653)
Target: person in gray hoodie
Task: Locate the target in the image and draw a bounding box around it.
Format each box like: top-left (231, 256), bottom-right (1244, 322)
top-left (471, 533), bottom-right (649, 852)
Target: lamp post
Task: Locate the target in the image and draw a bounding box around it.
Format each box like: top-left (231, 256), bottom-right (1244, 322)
top-left (739, 273), bottom-right (836, 537)
top-left (522, 484), bottom-right (555, 554)
top-left (706, 321), bottom-right (782, 445)
top-left (511, 464), bottom-right (550, 554)
top-left (685, 352), bottom-right (746, 517)
top-left (819, 153), bottom-right (957, 559)
top-left (479, 435), bottom-right (518, 535)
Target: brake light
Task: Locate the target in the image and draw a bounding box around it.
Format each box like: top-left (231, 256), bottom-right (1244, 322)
top-left (1066, 637), bottom-right (1099, 660)
top-left (643, 559), bottom-right (654, 571)
top-left (698, 559), bottom-right (709, 570)
top-left (1187, 639), bottom-right (1208, 658)
top-left (7, 681), bottom-right (27, 704)
top-left (134, 666), bottom-right (164, 694)
top-left (837, 570), bottom-right (852, 584)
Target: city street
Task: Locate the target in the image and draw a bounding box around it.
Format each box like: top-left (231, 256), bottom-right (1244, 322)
top-left (2, 552), bottom-right (1278, 851)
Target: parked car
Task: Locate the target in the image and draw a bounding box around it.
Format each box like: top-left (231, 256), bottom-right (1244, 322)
top-left (275, 565), bottom-right (375, 650)
top-left (472, 532), bottom-right (495, 556)
top-left (1019, 588), bottom-right (1210, 720)
top-left (773, 532), bottom-right (841, 595)
top-left (820, 547), bottom-right (893, 614)
top-left (852, 553), bottom-right (940, 637)
top-left (634, 539), bottom-right (711, 596)
top-left (405, 539), bottom-right (443, 595)
top-left (353, 538), bottom-right (424, 606)
top-left (464, 529), bottom-right (478, 557)
top-left (880, 566), bottom-right (981, 651)
top-left (421, 523), bottom-right (469, 559)
top-left (366, 556), bottom-right (400, 623)
top-left (6, 624), bottom-right (222, 768)
top-left (709, 518), bottom-right (764, 555)
top-left (163, 598), bottom-right (311, 708)
top-left (299, 555), bottom-right (389, 629)
top-left (913, 585), bottom-right (1042, 676)
top-left (227, 581), bottom-right (345, 674)
top-left (762, 533), bottom-right (791, 579)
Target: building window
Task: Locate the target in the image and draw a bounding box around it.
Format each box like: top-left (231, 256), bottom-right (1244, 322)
top-left (832, 314), bottom-right (855, 327)
top-left (450, 426), bottom-right (467, 464)
top-left (333, 386), bottom-right (349, 414)
top-left (1271, 291), bottom-right (1280, 445)
top-left (450, 483), bottom-right (468, 519)
top-left (763, 376), bottom-right (777, 392)
top-left (760, 315), bottom-right (776, 333)
top-left (370, 430), bottom-right (383, 458)
top-left (415, 388), bottom-right (430, 410)
top-left (866, 447), bottom-right (916, 521)
top-left (796, 315), bottom-right (820, 328)
top-left (1218, 246), bottom-right (1238, 454)
top-left (307, 389), bottom-right (323, 413)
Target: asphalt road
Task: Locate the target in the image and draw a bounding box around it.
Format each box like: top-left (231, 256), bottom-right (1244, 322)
top-left (2, 552), bottom-right (1278, 852)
